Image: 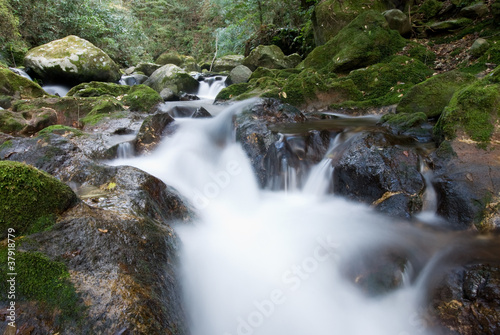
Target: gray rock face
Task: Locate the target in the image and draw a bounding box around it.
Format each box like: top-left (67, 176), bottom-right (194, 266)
top-left (469, 38), bottom-right (490, 58)
top-left (227, 65), bottom-right (252, 85)
top-left (212, 55), bottom-right (245, 72)
top-left (24, 35), bottom-right (121, 84)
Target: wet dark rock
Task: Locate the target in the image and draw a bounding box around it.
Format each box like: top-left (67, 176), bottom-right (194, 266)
top-left (235, 98), bottom-right (308, 187)
top-left (332, 131), bottom-right (425, 218)
top-left (431, 264), bottom-right (500, 334)
top-left (135, 112), bottom-right (175, 154)
top-left (431, 137), bottom-right (500, 231)
top-left (192, 107), bottom-right (212, 118)
top-left (179, 93), bottom-right (200, 101)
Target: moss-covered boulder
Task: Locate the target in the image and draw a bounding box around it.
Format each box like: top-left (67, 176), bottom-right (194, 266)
top-left (0, 161), bottom-right (77, 237)
top-left (303, 11), bottom-right (406, 73)
top-left (24, 35), bottom-right (121, 84)
top-left (134, 62), bottom-right (162, 76)
top-left (122, 84), bottom-right (163, 112)
top-left (227, 65), bottom-right (253, 85)
top-left (212, 55), bottom-right (245, 72)
top-left (397, 71), bottom-right (476, 118)
top-left (0, 68), bottom-right (47, 108)
top-left (67, 81), bottom-right (130, 97)
top-left (435, 80), bottom-right (500, 147)
top-left (341, 55), bottom-right (433, 107)
top-left (0, 109), bottom-right (25, 133)
top-left (312, 0), bottom-right (395, 45)
top-left (383, 9), bottom-right (411, 36)
top-left (144, 64), bottom-right (199, 95)
top-left (242, 45), bottom-right (299, 71)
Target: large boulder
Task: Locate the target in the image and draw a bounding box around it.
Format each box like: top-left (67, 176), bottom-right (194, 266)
top-left (144, 64), bottom-right (199, 96)
top-left (242, 45), bottom-right (299, 71)
top-left (0, 68), bottom-right (47, 108)
top-left (303, 11), bottom-right (406, 73)
top-left (24, 35), bottom-right (121, 84)
top-left (212, 55), bottom-right (245, 72)
top-left (312, 0), bottom-right (395, 45)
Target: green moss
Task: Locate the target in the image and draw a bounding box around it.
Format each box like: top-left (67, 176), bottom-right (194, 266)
top-left (89, 97), bottom-right (124, 115)
top-left (216, 83), bottom-right (251, 100)
top-left (460, 43), bottom-right (500, 75)
top-left (0, 139), bottom-right (13, 150)
top-left (406, 43), bottom-right (437, 66)
top-left (303, 11), bottom-right (406, 73)
top-left (0, 249), bottom-right (82, 319)
top-left (0, 109), bottom-right (25, 133)
top-left (122, 84), bottom-right (162, 112)
top-left (0, 68), bottom-right (47, 101)
top-left (340, 56), bottom-right (433, 107)
top-left (156, 51), bottom-right (183, 66)
top-left (381, 112), bottom-right (428, 131)
top-left (397, 71), bottom-right (477, 118)
top-left (435, 80), bottom-right (500, 147)
top-left (0, 161), bottom-right (78, 237)
top-left (37, 125), bottom-right (84, 137)
top-left (419, 0), bottom-right (443, 19)
top-left (67, 81), bottom-right (130, 98)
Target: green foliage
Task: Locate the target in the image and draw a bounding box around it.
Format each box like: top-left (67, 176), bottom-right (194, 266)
top-left (0, 161), bottom-right (78, 237)
top-left (9, 0), bottom-right (149, 66)
top-left (419, 0), bottom-right (443, 19)
top-left (0, 249), bottom-right (82, 318)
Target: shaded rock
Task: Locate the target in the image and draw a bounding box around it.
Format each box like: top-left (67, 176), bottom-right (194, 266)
top-left (24, 35), bottom-right (121, 84)
top-left (20, 107), bottom-right (58, 135)
top-left (227, 65), bottom-right (252, 85)
top-left (135, 62), bottom-right (162, 76)
top-left (0, 160), bottom-right (78, 238)
top-left (160, 87), bottom-right (177, 101)
top-left (144, 64), bottom-right (199, 95)
top-left (0, 108), bottom-right (25, 133)
top-left (469, 38), bottom-right (490, 58)
top-left (460, 2), bottom-right (489, 19)
top-left (396, 71), bottom-right (476, 118)
top-left (303, 11), bottom-right (406, 73)
top-left (332, 131), bottom-right (425, 218)
top-left (0, 68), bottom-right (47, 108)
top-left (427, 19), bottom-right (473, 33)
top-left (135, 112), bottom-right (175, 153)
top-left (192, 107), bottom-right (212, 119)
top-left (242, 45), bottom-right (297, 71)
top-left (383, 9), bottom-right (411, 36)
top-left (212, 55), bottom-right (244, 72)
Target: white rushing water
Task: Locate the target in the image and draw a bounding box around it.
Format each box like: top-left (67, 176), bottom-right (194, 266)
top-left (111, 99), bottom-right (438, 335)
top-left (197, 76), bottom-right (227, 100)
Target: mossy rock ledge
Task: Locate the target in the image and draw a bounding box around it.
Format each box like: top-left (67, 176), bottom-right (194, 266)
top-left (24, 35), bottom-right (121, 85)
top-left (0, 161), bottom-right (78, 237)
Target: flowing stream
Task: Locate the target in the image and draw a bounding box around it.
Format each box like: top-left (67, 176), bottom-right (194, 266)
top-left (110, 99), bottom-right (497, 335)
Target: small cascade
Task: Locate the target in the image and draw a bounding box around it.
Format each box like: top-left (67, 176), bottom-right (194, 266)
top-left (9, 67), bottom-right (32, 80)
top-left (117, 142), bottom-right (134, 159)
top-left (416, 161), bottom-right (442, 224)
top-left (197, 76), bottom-right (227, 99)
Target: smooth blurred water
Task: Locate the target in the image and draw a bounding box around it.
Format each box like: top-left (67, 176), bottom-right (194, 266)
top-left (109, 99), bottom-right (480, 335)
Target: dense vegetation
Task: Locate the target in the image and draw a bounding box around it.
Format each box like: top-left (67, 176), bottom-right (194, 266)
top-left (0, 0), bottom-right (316, 67)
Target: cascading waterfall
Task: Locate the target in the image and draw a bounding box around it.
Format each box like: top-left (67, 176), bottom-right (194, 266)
top-left (197, 76), bottom-right (227, 100)
top-left (110, 99), bottom-right (498, 335)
